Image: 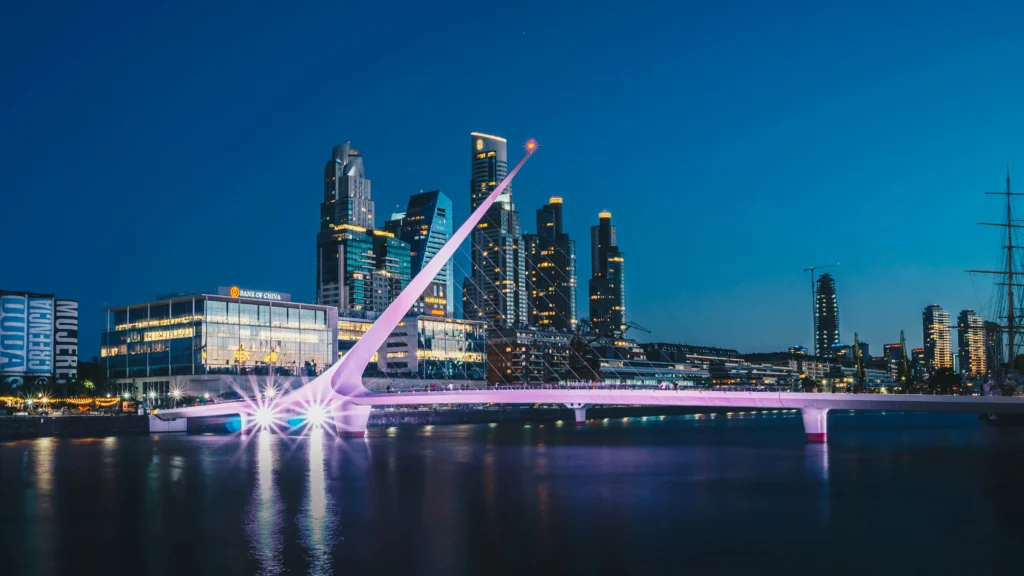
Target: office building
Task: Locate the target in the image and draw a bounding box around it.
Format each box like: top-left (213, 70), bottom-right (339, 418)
top-left (985, 321), bottom-right (1004, 374)
top-left (387, 190), bottom-right (454, 317)
top-left (316, 143), bottom-right (411, 313)
top-left (487, 327), bottom-right (573, 385)
top-left (377, 316), bottom-right (487, 383)
top-left (957, 309), bottom-right (986, 376)
top-left (589, 211), bottom-right (626, 337)
top-left (883, 343), bottom-right (903, 362)
top-left (525, 197), bottom-right (577, 331)
top-left (814, 273), bottom-right (840, 355)
top-left (371, 230), bottom-right (411, 312)
top-left (321, 143), bottom-right (374, 230)
top-left (102, 287), bottom-right (336, 399)
top-left (463, 132), bottom-right (528, 328)
top-left (0, 290), bottom-right (79, 393)
top-left (317, 224), bottom-right (376, 311)
top-left (922, 305), bottom-right (952, 372)
top-left (788, 345), bottom-right (808, 355)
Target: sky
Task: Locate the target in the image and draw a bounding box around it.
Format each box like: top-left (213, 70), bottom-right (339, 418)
top-left (3, 0), bottom-right (1024, 358)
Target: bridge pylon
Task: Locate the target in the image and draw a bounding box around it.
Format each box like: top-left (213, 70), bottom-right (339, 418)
top-left (565, 403), bottom-right (590, 426)
top-left (801, 407), bottom-right (829, 443)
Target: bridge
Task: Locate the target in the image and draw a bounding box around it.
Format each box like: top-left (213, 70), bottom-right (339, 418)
top-left (157, 142), bottom-right (1024, 442)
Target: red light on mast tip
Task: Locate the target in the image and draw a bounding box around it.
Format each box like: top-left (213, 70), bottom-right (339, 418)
top-left (525, 139), bottom-right (538, 152)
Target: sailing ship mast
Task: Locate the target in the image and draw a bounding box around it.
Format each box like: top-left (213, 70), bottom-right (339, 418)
top-left (966, 168), bottom-right (1022, 373)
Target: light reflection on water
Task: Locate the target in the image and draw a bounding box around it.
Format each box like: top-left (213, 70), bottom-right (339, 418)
top-left (247, 431), bottom-right (284, 575)
top-left (303, 428), bottom-right (334, 576)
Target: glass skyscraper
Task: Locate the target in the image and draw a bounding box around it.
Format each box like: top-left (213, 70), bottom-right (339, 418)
top-left (525, 197), bottom-right (577, 331)
top-left (387, 190), bottom-right (454, 317)
top-left (316, 143), bottom-right (411, 313)
top-left (589, 211), bottom-right (626, 337)
top-left (463, 132), bottom-right (528, 328)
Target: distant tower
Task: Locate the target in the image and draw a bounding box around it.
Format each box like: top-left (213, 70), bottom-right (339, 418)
top-left (814, 274), bottom-right (840, 355)
top-left (525, 197), bottom-right (577, 330)
top-left (589, 211), bottom-right (626, 336)
top-left (923, 305), bottom-right (952, 372)
top-left (956, 309), bottom-right (986, 376)
top-left (321, 143), bottom-right (374, 230)
top-left (463, 133), bottom-right (528, 327)
top-left (390, 190), bottom-right (454, 316)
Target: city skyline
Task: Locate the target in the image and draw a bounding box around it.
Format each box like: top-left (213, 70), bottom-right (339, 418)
top-left (4, 1), bottom-right (1024, 358)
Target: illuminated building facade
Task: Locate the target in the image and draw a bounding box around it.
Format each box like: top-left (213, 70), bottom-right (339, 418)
top-left (589, 211), bottom-right (626, 337)
top-left (386, 190), bottom-right (454, 317)
top-left (102, 288), bottom-right (337, 398)
top-left (321, 143), bottom-right (374, 230)
top-left (378, 316), bottom-right (487, 381)
top-left (985, 321), bottom-right (1004, 374)
top-left (525, 197), bottom-right (577, 331)
top-left (814, 273), bottom-right (840, 355)
top-left (487, 327), bottom-right (573, 385)
top-left (463, 132), bottom-right (528, 328)
top-left (371, 231), bottom-right (411, 312)
top-left (922, 304), bottom-right (952, 372)
top-left (957, 309), bottom-right (986, 376)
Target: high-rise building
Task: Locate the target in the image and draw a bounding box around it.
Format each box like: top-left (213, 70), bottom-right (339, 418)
top-left (923, 304), bottom-right (952, 372)
top-left (985, 320), bottom-right (1004, 375)
top-left (388, 191), bottom-right (454, 317)
top-left (814, 273), bottom-right (840, 355)
top-left (371, 230), bottom-right (411, 313)
top-left (956, 309), bottom-right (986, 376)
top-left (321, 143), bottom-right (374, 230)
top-left (883, 343), bottom-right (903, 362)
top-left (316, 143), bottom-right (410, 313)
top-left (589, 211), bottom-right (626, 337)
top-left (525, 197), bottom-right (577, 331)
top-left (316, 224), bottom-right (375, 311)
top-left (463, 133), bottom-right (528, 328)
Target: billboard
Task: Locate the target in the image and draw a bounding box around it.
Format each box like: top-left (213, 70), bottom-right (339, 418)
top-left (0, 294), bottom-right (27, 374)
top-left (0, 293), bottom-right (77, 390)
top-left (27, 297), bottom-right (54, 374)
top-left (54, 300), bottom-right (79, 387)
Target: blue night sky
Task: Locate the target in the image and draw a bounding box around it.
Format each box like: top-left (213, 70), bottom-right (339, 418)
top-left (2, 0), bottom-right (1023, 358)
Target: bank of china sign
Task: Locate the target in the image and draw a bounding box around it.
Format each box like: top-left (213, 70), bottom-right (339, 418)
top-left (218, 286), bottom-right (290, 302)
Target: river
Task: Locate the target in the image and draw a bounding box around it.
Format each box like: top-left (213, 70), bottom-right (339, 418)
top-left (2, 411), bottom-right (1023, 575)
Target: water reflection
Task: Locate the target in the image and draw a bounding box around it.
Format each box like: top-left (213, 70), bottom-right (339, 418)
top-left (805, 443), bottom-right (831, 523)
top-left (303, 428), bottom-right (335, 575)
top-left (247, 431), bottom-right (284, 575)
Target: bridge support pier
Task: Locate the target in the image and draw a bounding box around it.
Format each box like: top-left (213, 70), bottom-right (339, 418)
top-left (565, 403), bottom-right (589, 426)
top-left (333, 403), bottom-right (371, 438)
top-left (801, 407), bottom-right (829, 443)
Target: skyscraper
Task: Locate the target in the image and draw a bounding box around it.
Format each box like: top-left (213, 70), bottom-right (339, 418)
top-left (388, 190), bottom-right (454, 317)
top-left (589, 211), bottom-right (626, 337)
top-left (316, 143), bottom-right (410, 313)
top-left (321, 143), bottom-right (374, 230)
top-left (957, 309), bottom-right (986, 376)
top-left (525, 197), bottom-right (577, 331)
top-left (923, 304), bottom-right (952, 372)
top-left (463, 133), bottom-right (528, 328)
top-left (985, 320), bottom-right (1004, 375)
top-left (814, 273), bottom-right (840, 355)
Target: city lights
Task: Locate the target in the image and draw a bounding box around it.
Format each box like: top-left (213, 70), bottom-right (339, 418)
top-left (305, 404), bottom-right (329, 427)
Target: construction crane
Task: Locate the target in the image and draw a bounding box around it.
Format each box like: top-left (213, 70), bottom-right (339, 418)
top-left (804, 262), bottom-right (839, 355)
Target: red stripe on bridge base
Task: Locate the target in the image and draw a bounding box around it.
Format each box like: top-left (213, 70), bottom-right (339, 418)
top-left (806, 433), bottom-right (827, 443)
top-left (575, 421), bottom-right (586, 426)
top-left (339, 431), bottom-right (366, 438)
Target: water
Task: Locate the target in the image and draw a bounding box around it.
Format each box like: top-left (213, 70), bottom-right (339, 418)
top-left (3, 411), bottom-right (1024, 576)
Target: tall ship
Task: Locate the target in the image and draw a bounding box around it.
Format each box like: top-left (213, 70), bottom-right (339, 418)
top-left (967, 168), bottom-right (1021, 385)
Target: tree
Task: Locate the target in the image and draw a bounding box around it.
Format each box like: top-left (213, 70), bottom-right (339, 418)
top-left (801, 376), bottom-right (820, 393)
